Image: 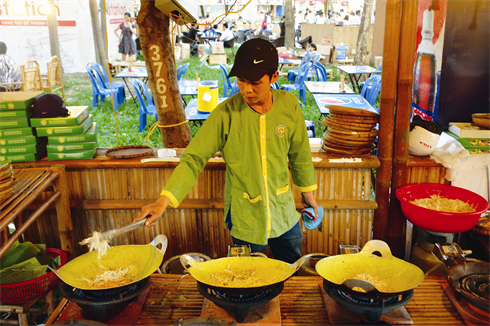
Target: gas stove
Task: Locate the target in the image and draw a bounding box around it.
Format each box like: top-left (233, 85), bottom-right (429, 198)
top-left (197, 281), bottom-right (283, 323)
top-left (433, 242), bottom-right (490, 325)
top-left (322, 279), bottom-right (414, 324)
top-left (59, 277), bottom-right (151, 322)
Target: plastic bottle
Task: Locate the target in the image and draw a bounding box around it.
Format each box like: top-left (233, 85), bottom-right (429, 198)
top-left (412, 10), bottom-right (437, 114)
top-left (337, 42), bottom-right (347, 60)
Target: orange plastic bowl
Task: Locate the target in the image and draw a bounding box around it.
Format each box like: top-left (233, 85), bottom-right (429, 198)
top-left (396, 183), bottom-right (489, 233)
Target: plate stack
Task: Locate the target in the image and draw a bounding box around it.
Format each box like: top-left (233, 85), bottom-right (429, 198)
top-left (0, 159), bottom-right (14, 203)
top-left (321, 106), bottom-right (379, 156)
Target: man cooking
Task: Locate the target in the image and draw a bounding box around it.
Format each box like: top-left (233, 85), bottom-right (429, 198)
top-left (135, 39), bottom-right (319, 264)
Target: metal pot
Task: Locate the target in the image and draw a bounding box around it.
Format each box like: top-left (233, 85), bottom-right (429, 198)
top-left (180, 254), bottom-right (305, 295)
top-left (162, 253), bottom-right (211, 274)
top-left (315, 240), bottom-right (425, 299)
top-left (53, 235), bottom-right (168, 290)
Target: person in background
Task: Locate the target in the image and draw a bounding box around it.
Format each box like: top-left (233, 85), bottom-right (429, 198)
top-left (219, 22), bottom-right (234, 45)
top-left (295, 10), bottom-right (303, 27)
top-left (316, 11), bottom-right (325, 24)
top-left (306, 43), bottom-right (321, 62)
top-left (236, 16), bottom-right (244, 31)
top-left (342, 15), bottom-right (350, 26)
top-left (266, 11), bottom-right (273, 32)
top-left (0, 42), bottom-right (22, 92)
top-left (135, 39), bottom-right (319, 264)
top-left (188, 23), bottom-right (199, 41)
top-left (113, 12), bottom-right (137, 62)
top-left (188, 23), bottom-right (200, 56)
top-left (203, 24), bottom-right (219, 43)
top-left (279, 16), bottom-right (286, 37)
top-left (349, 10), bottom-right (360, 24)
top-left (308, 11), bottom-right (317, 24)
top-left (356, 10), bottom-right (362, 23)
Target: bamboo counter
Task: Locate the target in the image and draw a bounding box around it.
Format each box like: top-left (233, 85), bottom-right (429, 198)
top-left (45, 275), bottom-right (464, 325)
top-left (11, 150), bottom-right (383, 259)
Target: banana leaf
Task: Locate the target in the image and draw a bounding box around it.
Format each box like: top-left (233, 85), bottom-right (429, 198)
top-left (0, 241), bottom-right (40, 269)
top-left (0, 257), bottom-right (48, 285)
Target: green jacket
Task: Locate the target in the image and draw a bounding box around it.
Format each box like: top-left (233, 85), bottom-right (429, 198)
top-left (162, 89), bottom-right (317, 245)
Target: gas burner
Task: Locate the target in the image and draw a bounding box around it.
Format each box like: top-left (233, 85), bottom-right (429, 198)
top-left (338, 291), bottom-right (398, 306)
top-left (75, 285), bottom-right (137, 301)
top-left (59, 277), bottom-right (151, 322)
top-left (211, 289), bottom-right (270, 302)
top-left (197, 282), bottom-right (283, 323)
top-left (323, 280), bottom-right (414, 324)
top-left (460, 273), bottom-right (490, 300)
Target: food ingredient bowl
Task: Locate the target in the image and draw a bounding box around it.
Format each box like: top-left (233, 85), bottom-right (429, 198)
top-left (396, 183), bottom-right (489, 233)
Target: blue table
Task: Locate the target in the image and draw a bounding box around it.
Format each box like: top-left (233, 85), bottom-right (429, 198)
top-left (185, 97), bottom-right (228, 126)
top-left (115, 68), bottom-right (148, 104)
top-left (313, 93), bottom-right (377, 118)
top-left (335, 65), bottom-right (381, 94)
top-left (304, 81), bottom-right (355, 94)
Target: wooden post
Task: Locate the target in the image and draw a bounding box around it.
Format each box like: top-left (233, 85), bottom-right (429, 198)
top-left (373, 0), bottom-right (402, 242)
top-left (137, 1), bottom-right (192, 148)
top-left (50, 165), bottom-right (76, 259)
top-left (387, 0), bottom-right (418, 258)
top-left (285, 0), bottom-right (294, 50)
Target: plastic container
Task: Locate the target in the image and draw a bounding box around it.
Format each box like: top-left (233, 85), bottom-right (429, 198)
top-left (0, 248), bottom-right (67, 304)
top-left (396, 183), bottom-right (489, 233)
top-left (197, 80), bottom-right (218, 114)
top-left (336, 43), bottom-right (347, 60)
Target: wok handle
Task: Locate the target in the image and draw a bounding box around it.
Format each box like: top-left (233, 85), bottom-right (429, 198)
top-left (150, 234), bottom-right (168, 255)
top-left (291, 255), bottom-right (307, 271)
top-left (180, 254), bottom-right (199, 270)
top-left (360, 240), bottom-right (394, 259)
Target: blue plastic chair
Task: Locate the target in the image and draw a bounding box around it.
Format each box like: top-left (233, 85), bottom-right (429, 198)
top-left (360, 75), bottom-right (382, 109)
top-left (271, 82), bottom-right (280, 89)
top-left (90, 62), bottom-right (125, 104)
top-left (228, 80), bottom-right (240, 97)
top-left (85, 66), bottom-right (120, 110)
top-left (177, 63), bottom-right (189, 81)
top-left (281, 61), bottom-right (312, 106)
top-left (313, 61), bottom-right (328, 81)
top-left (218, 64), bottom-right (233, 97)
top-left (287, 52), bottom-right (315, 83)
top-left (130, 78), bottom-right (159, 133)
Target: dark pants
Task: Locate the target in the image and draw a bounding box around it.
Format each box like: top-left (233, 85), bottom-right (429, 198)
top-left (232, 222), bottom-right (303, 264)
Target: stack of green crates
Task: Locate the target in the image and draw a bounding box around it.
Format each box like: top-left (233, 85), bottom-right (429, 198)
top-left (31, 106), bottom-right (97, 161)
top-left (0, 91), bottom-right (44, 163)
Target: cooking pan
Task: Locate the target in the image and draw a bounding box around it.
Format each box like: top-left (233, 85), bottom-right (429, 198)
top-left (316, 240), bottom-right (424, 299)
top-left (180, 254), bottom-right (305, 295)
top-left (53, 235), bottom-right (167, 290)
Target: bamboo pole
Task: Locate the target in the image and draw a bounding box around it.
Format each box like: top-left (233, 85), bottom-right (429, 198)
top-left (373, 0), bottom-right (403, 241)
top-left (388, 0), bottom-right (419, 258)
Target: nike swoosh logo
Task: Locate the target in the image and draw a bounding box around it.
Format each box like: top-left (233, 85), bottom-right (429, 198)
top-left (253, 60), bottom-right (264, 64)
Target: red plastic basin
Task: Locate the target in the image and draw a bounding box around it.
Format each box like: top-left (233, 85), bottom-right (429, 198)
top-left (396, 183), bottom-right (489, 233)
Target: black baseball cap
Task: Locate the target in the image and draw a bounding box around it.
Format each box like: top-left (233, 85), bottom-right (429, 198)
top-left (228, 38), bottom-right (278, 81)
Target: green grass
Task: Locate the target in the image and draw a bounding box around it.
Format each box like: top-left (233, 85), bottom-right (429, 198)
top-left (64, 52), bottom-right (342, 149)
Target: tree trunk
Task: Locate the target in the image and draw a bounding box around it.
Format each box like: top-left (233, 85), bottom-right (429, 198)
top-left (99, 0), bottom-right (108, 61)
top-left (354, 0), bottom-right (374, 66)
top-left (89, 0), bottom-right (109, 76)
top-left (47, 0), bottom-right (64, 75)
top-left (285, 0), bottom-right (294, 50)
top-left (138, 1), bottom-right (192, 148)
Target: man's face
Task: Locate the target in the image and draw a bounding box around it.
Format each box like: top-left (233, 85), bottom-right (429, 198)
top-left (237, 71), bottom-right (279, 106)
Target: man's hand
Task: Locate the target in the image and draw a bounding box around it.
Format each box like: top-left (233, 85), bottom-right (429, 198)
top-left (134, 195), bottom-right (171, 226)
top-left (301, 191), bottom-right (319, 218)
